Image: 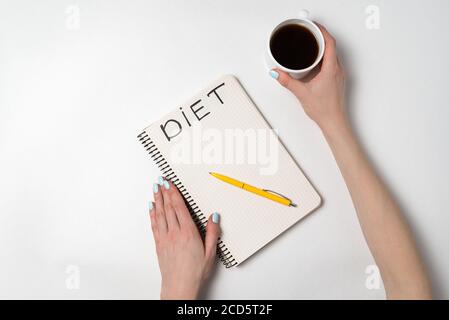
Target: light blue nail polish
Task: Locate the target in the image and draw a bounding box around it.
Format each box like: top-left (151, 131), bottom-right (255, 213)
top-left (149, 201), bottom-right (153, 210)
top-left (269, 70), bottom-right (279, 80)
top-left (158, 176), bottom-right (164, 185)
top-left (212, 212), bottom-right (220, 224)
top-left (163, 180), bottom-right (170, 190)
top-left (153, 183), bottom-right (159, 193)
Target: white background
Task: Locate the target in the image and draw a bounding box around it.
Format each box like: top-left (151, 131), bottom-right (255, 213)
top-left (1, 0), bottom-right (448, 299)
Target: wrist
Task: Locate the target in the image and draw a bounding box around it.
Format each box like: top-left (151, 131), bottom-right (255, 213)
top-left (320, 115), bottom-right (358, 154)
top-left (160, 282), bottom-right (200, 300)
top-left (318, 113), bottom-right (351, 140)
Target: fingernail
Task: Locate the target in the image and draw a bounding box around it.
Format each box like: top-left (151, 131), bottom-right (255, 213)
top-left (212, 212), bottom-right (220, 224)
top-left (153, 183), bottom-right (159, 193)
top-left (149, 201), bottom-right (153, 210)
top-left (269, 70), bottom-right (279, 80)
top-left (163, 180), bottom-right (170, 190)
top-left (158, 176), bottom-right (164, 185)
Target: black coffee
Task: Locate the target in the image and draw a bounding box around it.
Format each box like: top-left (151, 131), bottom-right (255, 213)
top-left (270, 24), bottom-right (319, 70)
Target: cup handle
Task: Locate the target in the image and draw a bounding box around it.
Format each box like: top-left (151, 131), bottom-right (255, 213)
top-left (298, 9), bottom-right (310, 20)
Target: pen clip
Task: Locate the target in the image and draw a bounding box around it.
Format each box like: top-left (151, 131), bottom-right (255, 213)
top-left (262, 189), bottom-right (297, 207)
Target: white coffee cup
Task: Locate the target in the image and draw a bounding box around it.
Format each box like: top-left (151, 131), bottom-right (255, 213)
top-left (265, 10), bottom-right (325, 79)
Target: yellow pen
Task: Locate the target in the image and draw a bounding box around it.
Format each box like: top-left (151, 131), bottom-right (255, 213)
top-left (209, 172), bottom-right (297, 207)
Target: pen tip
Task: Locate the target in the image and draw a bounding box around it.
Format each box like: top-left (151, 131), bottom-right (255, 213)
top-left (291, 203), bottom-right (298, 208)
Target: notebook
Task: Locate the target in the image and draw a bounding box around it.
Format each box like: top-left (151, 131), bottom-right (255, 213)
top-left (138, 75), bottom-right (321, 267)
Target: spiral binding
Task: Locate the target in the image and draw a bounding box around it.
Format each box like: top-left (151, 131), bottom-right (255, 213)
top-left (138, 131), bottom-right (238, 268)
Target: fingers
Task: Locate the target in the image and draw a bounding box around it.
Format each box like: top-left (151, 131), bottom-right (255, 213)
top-left (153, 180), bottom-right (168, 234)
top-left (149, 201), bottom-right (158, 240)
top-left (159, 178), bottom-right (180, 231)
top-left (204, 212), bottom-right (221, 261)
top-left (165, 180), bottom-right (196, 228)
top-left (151, 175), bottom-right (199, 236)
top-left (315, 22), bottom-right (338, 70)
top-left (270, 69), bottom-right (306, 99)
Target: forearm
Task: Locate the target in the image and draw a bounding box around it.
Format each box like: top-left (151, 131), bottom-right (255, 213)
top-left (321, 117), bottom-right (431, 299)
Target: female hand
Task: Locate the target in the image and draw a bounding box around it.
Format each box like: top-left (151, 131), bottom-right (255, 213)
top-left (270, 23), bottom-right (433, 299)
top-left (270, 23), bottom-right (347, 134)
top-left (149, 177), bottom-right (220, 300)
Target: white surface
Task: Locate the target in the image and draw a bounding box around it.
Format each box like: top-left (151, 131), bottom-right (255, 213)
top-left (0, 0), bottom-right (448, 299)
